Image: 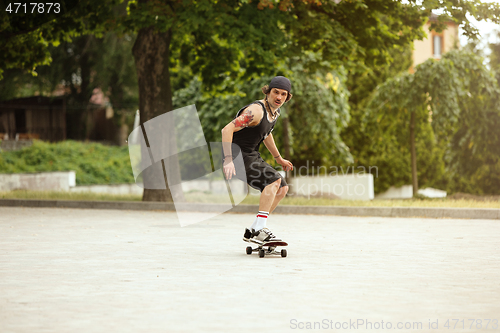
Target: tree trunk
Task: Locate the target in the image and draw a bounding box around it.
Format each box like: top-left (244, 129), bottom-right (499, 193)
top-left (77, 35), bottom-right (94, 141)
top-left (282, 113), bottom-right (291, 184)
top-left (132, 26), bottom-right (183, 202)
top-left (410, 110), bottom-right (418, 196)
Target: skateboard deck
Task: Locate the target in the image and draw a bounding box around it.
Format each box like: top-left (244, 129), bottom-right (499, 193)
top-left (245, 240), bottom-right (288, 258)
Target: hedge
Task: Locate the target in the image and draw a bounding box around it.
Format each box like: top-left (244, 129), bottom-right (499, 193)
top-left (0, 140), bottom-right (135, 185)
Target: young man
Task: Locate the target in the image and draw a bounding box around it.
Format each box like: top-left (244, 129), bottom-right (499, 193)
top-left (221, 76), bottom-right (294, 244)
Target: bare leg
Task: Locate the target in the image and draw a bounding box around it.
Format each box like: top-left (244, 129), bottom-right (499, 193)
top-left (269, 185), bottom-right (288, 214)
top-left (259, 178), bottom-right (281, 212)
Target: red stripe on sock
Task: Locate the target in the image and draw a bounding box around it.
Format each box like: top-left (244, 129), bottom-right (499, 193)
top-left (257, 215), bottom-right (268, 218)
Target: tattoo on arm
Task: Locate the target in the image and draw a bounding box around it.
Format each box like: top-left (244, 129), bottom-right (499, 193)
top-left (232, 111), bottom-right (254, 128)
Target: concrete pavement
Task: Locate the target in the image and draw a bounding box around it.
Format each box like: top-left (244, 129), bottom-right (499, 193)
top-left (0, 207), bottom-right (499, 332)
top-left (1, 199), bottom-right (499, 219)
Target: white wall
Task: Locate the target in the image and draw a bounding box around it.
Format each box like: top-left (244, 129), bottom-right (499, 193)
top-left (376, 185), bottom-right (447, 199)
top-left (289, 174), bottom-right (374, 201)
top-left (0, 171), bottom-right (76, 192)
top-left (70, 184), bottom-right (143, 195)
top-left (375, 185), bottom-right (413, 199)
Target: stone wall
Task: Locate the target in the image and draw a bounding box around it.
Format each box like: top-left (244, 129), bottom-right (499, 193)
top-left (0, 140), bottom-right (33, 151)
top-left (289, 174), bottom-right (375, 201)
top-left (0, 171), bottom-right (76, 191)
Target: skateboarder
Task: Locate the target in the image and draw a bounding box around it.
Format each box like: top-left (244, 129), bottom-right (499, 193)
top-left (221, 76), bottom-right (294, 245)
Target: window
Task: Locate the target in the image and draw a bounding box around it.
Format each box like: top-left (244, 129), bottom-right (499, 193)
top-left (433, 35), bottom-right (442, 58)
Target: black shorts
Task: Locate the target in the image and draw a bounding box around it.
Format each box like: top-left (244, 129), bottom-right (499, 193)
top-left (239, 151), bottom-right (287, 192)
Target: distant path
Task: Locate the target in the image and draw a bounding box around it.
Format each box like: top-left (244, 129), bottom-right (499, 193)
top-left (1, 207), bottom-right (499, 332)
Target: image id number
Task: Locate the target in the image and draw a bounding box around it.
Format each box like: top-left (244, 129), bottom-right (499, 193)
top-left (6, 3), bottom-right (61, 14)
top-left (444, 319), bottom-right (498, 330)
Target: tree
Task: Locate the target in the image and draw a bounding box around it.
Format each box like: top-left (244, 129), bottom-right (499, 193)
top-left (124, 0), bottom-right (431, 201)
top-left (0, 0), bottom-right (120, 79)
top-left (0, 31), bottom-right (139, 142)
top-left (338, 1), bottom-right (500, 194)
top-left (4, 0), bottom-right (500, 201)
top-left (447, 47), bottom-right (500, 195)
top-left (367, 50), bottom-right (500, 196)
top-left (342, 43), bottom-right (437, 194)
top-left (284, 65), bottom-right (352, 169)
top-left (171, 64), bottom-right (351, 175)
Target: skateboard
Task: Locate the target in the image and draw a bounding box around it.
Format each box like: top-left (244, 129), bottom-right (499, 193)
top-left (246, 241), bottom-right (288, 258)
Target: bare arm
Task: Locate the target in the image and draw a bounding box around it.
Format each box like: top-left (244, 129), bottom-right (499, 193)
top-left (220, 105), bottom-right (263, 179)
top-left (221, 105), bottom-right (263, 158)
top-left (263, 133), bottom-right (294, 172)
top-left (263, 133), bottom-right (280, 159)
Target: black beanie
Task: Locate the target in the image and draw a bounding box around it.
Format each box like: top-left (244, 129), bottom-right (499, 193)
top-left (269, 76), bottom-right (291, 93)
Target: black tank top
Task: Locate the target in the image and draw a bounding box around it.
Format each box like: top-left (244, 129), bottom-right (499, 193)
top-left (232, 101), bottom-right (279, 154)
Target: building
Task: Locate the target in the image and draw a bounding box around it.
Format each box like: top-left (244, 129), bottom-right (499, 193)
top-left (0, 89), bottom-right (119, 145)
top-left (0, 96), bottom-right (66, 142)
top-left (412, 14), bottom-right (460, 71)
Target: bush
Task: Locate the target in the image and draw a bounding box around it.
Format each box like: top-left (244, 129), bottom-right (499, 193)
top-left (0, 140), bottom-right (135, 185)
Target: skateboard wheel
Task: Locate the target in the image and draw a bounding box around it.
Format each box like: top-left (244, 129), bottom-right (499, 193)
top-left (281, 249), bottom-right (287, 257)
top-left (259, 249), bottom-right (265, 258)
top-left (246, 246), bottom-right (253, 255)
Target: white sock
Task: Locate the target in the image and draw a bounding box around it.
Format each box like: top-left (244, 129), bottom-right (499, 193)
top-left (250, 216), bottom-right (259, 230)
top-left (251, 211), bottom-right (269, 231)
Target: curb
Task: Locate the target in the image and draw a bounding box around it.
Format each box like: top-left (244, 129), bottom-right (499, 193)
top-left (0, 199), bottom-right (499, 220)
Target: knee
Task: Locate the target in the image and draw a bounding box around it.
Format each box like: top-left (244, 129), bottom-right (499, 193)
top-left (271, 178), bottom-right (281, 188)
top-left (263, 178), bottom-right (281, 192)
top-left (277, 185), bottom-right (288, 198)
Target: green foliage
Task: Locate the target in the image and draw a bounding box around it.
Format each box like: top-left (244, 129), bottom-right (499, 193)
top-left (367, 50), bottom-right (500, 195)
top-left (285, 0), bottom-right (422, 73)
top-left (127, 0), bottom-right (290, 90)
top-left (6, 0), bottom-right (497, 85)
top-left (172, 64), bottom-right (352, 168)
top-left (423, 0), bottom-right (500, 40)
top-left (164, 0), bottom-right (429, 89)
top-left (0, 31), bottom-right (139, 141)
top-left (0, 0), bottom-right (121, 79)
top-left (0, 140), bottom-right (134, 185)
top-left (285, 65), bottom-right (352, 167)
top-left (489, 31), bottom-right (500, 83)
top-left (4, 0), bottom-right (500, 198)
top-left (341, 43), bottom-right (413, 192)
top-left (365, 117), bottom-right (447, 193)
top-left (0, 190), bottom-right (141, 201)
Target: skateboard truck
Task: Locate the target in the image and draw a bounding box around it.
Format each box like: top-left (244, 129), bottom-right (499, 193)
top-left (245, 241), bottom-right (288, 258)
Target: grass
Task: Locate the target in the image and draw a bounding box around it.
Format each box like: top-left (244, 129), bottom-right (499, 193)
top-left (0, 140), bottom-right (135, 185)
top-left (1, 190), bottom-right (499, 208)
top-left (0, 190), bottom-right (142, 202)
top-left (241, 195), bottom-right (500, 209)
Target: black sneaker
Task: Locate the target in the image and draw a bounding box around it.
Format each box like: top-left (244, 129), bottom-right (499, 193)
top-left (251, 228), bottom-right (283, 244)
top-left (243, 228), bottom-right (253, 242)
